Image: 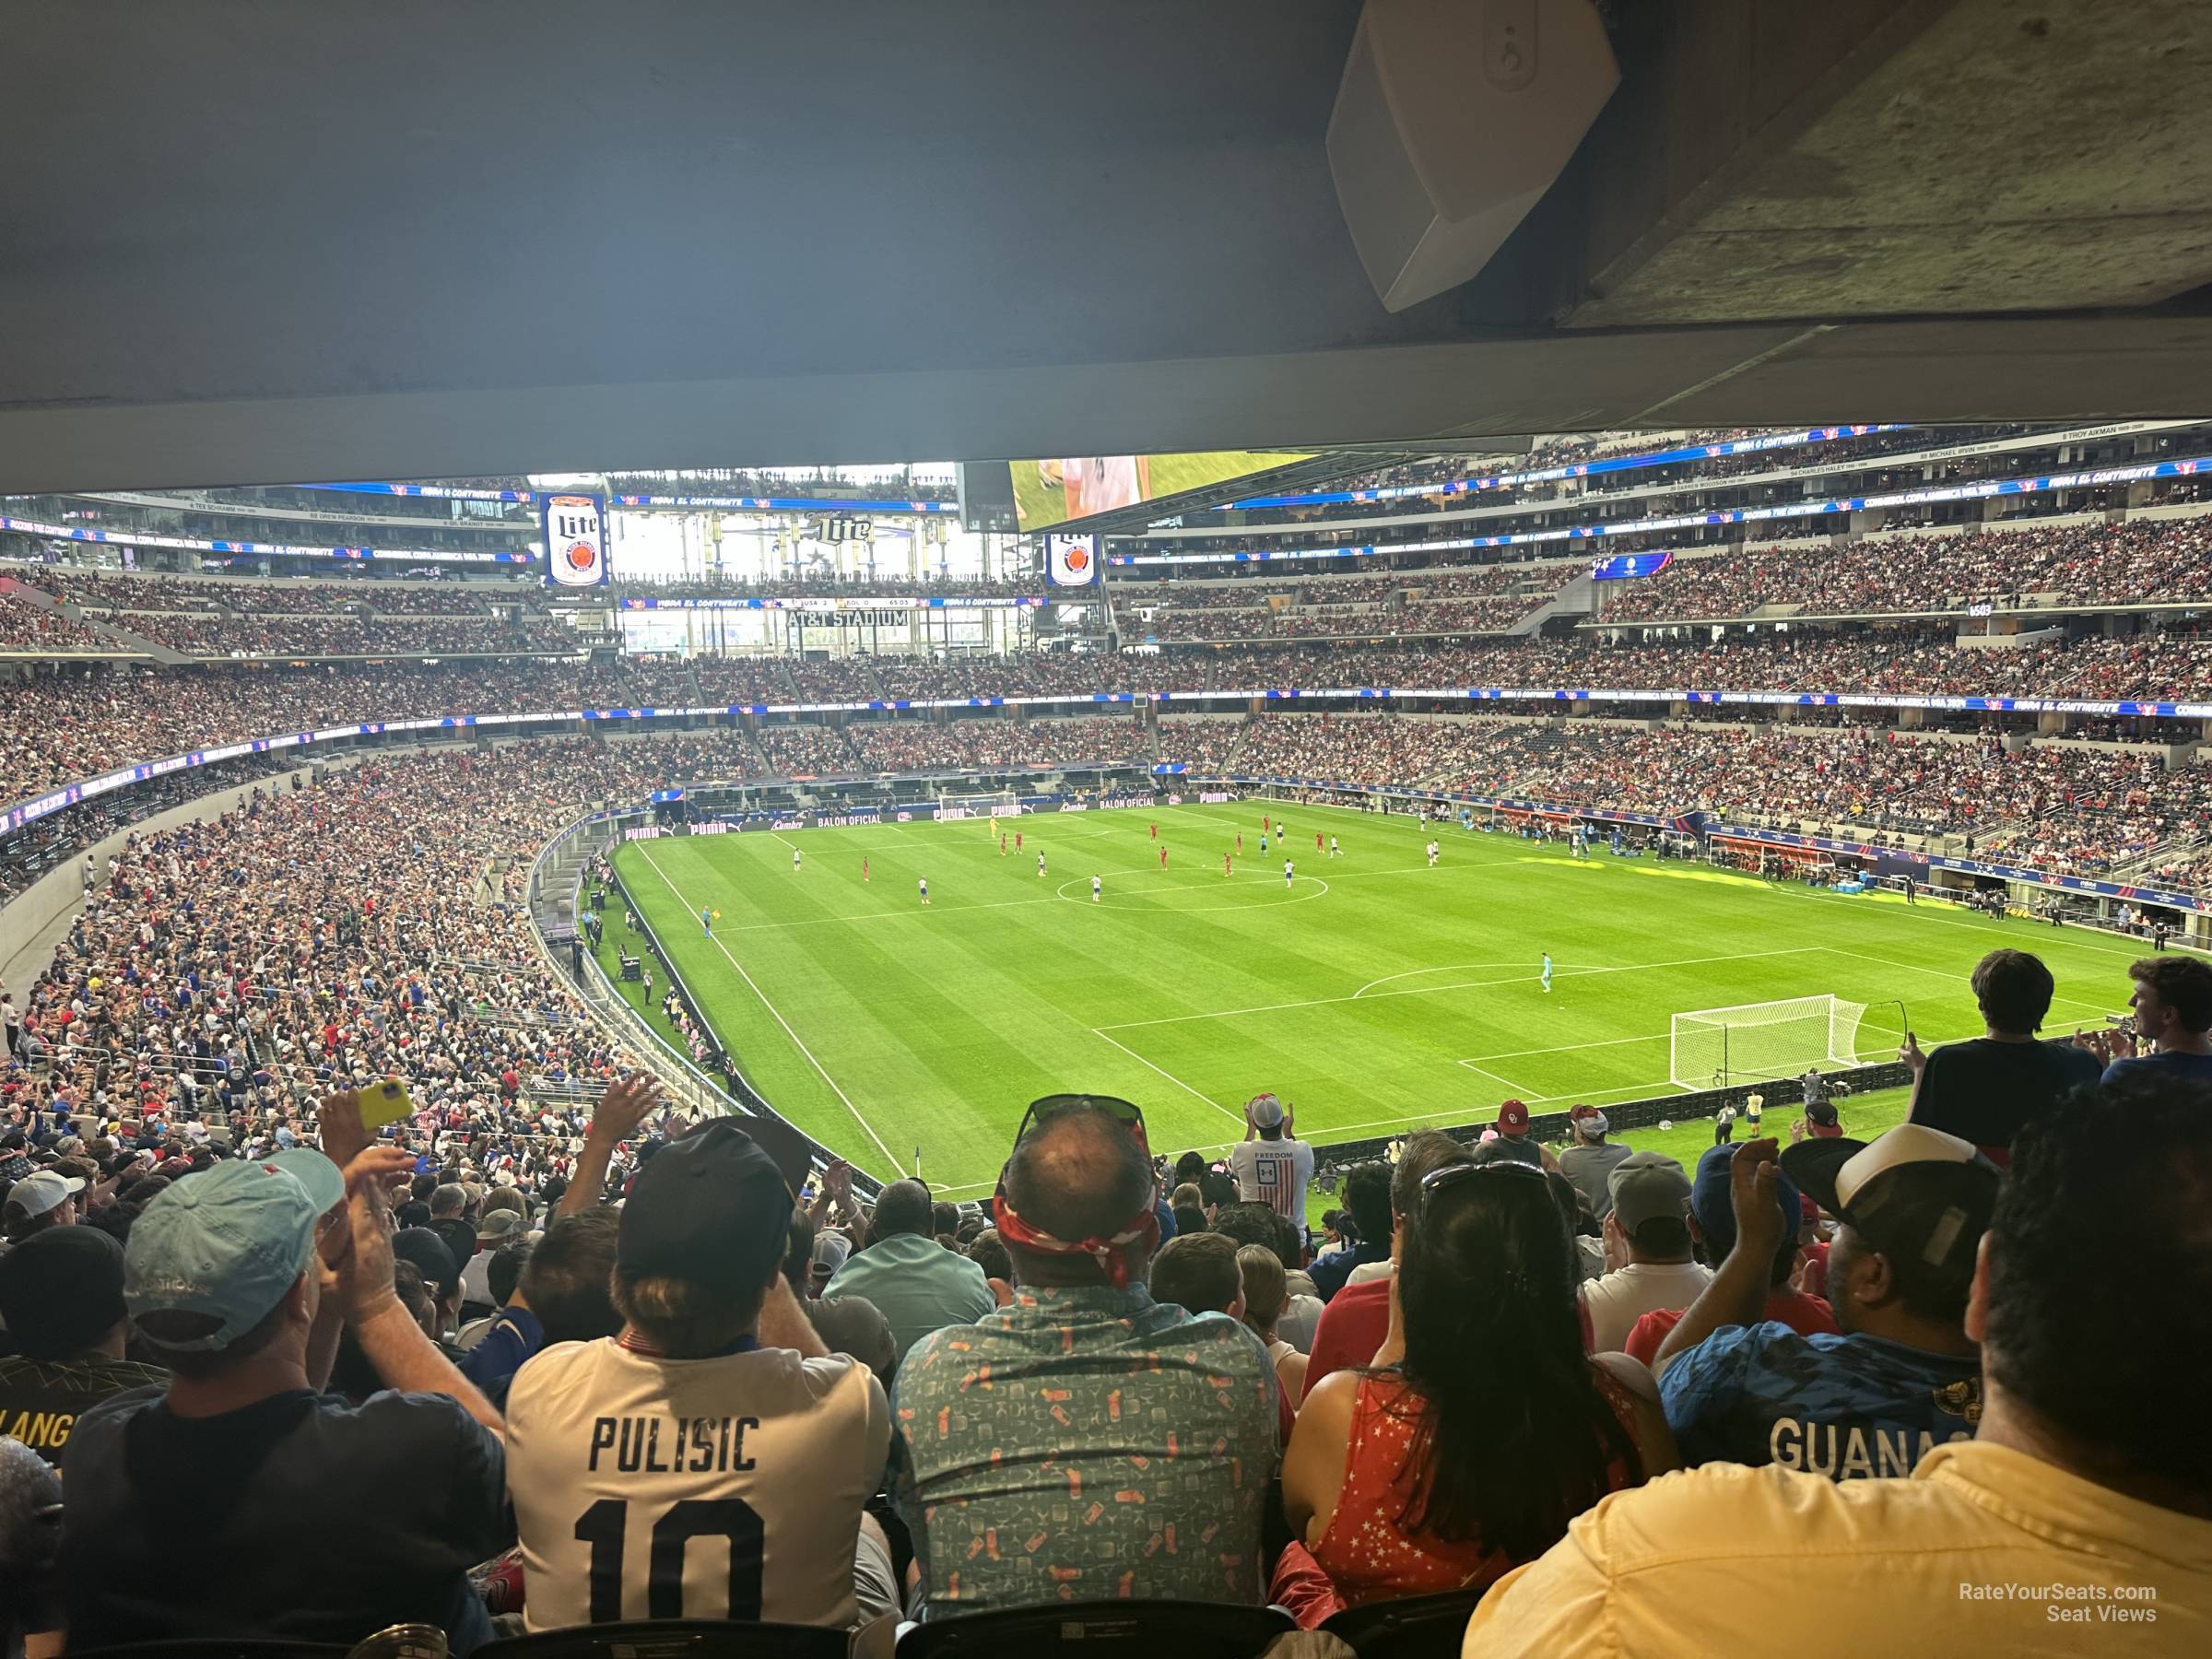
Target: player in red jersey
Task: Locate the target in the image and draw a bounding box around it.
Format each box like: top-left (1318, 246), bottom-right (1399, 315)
top-left (1316, 830), bottom-right (1324, 853)
top-left (1149, 822), bottom-right (1158, 840)
top-left (863, 856), bottom-right (870, 883)
top-left (1224, 851), bottom-right (1232, 877)
top-left (1159, 845), bottom-right (1168, 869)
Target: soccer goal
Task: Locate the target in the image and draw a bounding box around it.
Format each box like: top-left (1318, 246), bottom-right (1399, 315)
top-left (1669, 995), bottom-right (1869, 1091)
top-left (935, 788), bottom-right (1019, 825)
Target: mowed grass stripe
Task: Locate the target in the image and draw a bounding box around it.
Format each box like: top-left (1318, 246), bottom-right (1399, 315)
top-left (615, 803), bottom-right (2137, 1187)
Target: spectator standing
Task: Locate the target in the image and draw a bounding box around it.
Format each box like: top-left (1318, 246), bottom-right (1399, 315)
top-left (59, 1102), bottom-right (510, 1652)
top-left (1228, 1092), bottom-right (1315, 1223)
top-left (1277, 1154), bottom-right (1676, 1627)
top-left (0, 1228), bottom-right (170, 1465)
top-left (1902, 949), bottom-right (2098, 1159)
top-left (2088, 956), bottom-right (2212, 1085)
top-left (505, 1121), bottom-right (893, 1630)
top-left (824, 1179), bottom-right (994, 1360)
top-left (891, 1099), bottom-right (1277, 1616)
top-left (1466, 1080), bottom-right (2212, 1655)
top-left (1578, 1154), bottom-right (1705, 1354)
top-left (1655, 1127), bottom-right (1994, 1479)
top-left (1557, 1106), bottom-right (1630, 1221)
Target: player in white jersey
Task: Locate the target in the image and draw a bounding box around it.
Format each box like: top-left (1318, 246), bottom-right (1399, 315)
top-left (918, 876), bottom-right (929, 906)
top-left (1283, 858), bottom-right (1295, 888)
top-left (1037, 851), bottom-right (1047, 878)
top-left (1228, 1092), bottom-right (1316, 1222)
top-left (1091, 874), bottom-right (1102, 902)
top-left (505, 1124), bottom-right (893, 1631)
top-left (792, 845), bottom-right (802, 872)
top-left (1427, 840), bottom-right (1440, 866)
top-left (1328, 835), bottom-right (1340, 858)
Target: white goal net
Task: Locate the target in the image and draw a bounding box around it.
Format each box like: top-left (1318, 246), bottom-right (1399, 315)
top-left (1669, 995), bottom-right (1868, 1091)
top-left (935, 788), bottom-right (1019, 826)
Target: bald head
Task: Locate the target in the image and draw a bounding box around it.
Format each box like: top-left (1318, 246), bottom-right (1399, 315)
top-left (1005, 1106), bottom-right (1155, 1253)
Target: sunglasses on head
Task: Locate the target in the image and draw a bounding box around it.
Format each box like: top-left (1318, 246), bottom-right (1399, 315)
top-left (1420, 1157), bottom-right (1548, 1206)
top-left (1014, 1094), bottom-right (1150, 1161)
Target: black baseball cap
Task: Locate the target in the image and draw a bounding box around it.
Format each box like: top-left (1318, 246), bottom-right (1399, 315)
top-left (1781, 1124), bottom-right (1998, 1298)
top-left (393, 1228), bottom-right (461, 1300)
top-left (0, 1225), bottom-right (128, 1359)
top-left (618, 1121), bottom-right (793, 1292)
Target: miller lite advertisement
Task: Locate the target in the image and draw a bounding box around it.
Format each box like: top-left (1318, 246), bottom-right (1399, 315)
top-left (1044, 531), bottom-right (1101, 589)
top-left (542, 493), bottom-right (608, 588)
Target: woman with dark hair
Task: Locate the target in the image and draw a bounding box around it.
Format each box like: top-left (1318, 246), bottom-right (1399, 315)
top-left (1277, 1157), bottom-right (1677, 1624)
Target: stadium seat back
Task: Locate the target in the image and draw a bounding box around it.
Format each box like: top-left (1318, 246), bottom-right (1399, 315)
top-left (895, 1600), bottom-right (1293, 1657)
top-left (474, 1620), bottom-right (847, 1659)
top-left (1320, 1586), bottom-right (1490, 1658)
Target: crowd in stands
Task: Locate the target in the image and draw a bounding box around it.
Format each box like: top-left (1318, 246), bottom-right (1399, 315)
top-left (29, 573), bottom-right (536, 618)
top-left (6, 963), bottom-right (2206, 1649)
top-left (0, 591), bottom-right (120, 654)
top-left (754, 723), bottom-right (859, 776)
top-left (1157, 716), bottom-right (1249, 772)
top-left (1602, 517), bottom-right (2212, 621)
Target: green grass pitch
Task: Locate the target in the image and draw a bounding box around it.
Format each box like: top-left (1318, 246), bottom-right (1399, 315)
top-left (600, 802), bottom-right (2136, 1198)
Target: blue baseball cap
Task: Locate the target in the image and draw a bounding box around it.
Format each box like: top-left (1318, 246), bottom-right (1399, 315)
top-left (1691, 1144), bottom-right (1805, 1261)
top-left (124, 1151), bottom-right (347, 1350)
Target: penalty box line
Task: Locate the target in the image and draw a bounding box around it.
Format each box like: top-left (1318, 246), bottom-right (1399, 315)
top-left (1096, 947), bottom-right (1827, 1035)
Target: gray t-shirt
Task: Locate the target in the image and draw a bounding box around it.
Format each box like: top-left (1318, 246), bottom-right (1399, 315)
top-left (1559, 1141), bottom-right (1634, 1222)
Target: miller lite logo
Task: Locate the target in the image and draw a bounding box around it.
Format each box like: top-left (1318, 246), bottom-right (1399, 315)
top-left (543, 494), bottom-right (606, 588)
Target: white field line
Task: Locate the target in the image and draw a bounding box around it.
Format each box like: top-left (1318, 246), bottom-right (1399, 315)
top-left (1360, 961), bottom-right (1562, 998)
top-left (1096, 947), bottom-right (1826, 1033)
top-left (1457, 1030), bottom-right (1670, 1065)
top-left (1087, 1026), bottom-right (1246, 1128)
top-left (1812, 945), bottom-right (2121, 1022)
top-left (636, 843), bottom-right (902, 1172)
top-left (1460, 1062), bottom-right (1531, 1095)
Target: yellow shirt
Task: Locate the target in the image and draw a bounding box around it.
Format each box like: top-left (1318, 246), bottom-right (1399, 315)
top-left (1465, 1442), bottom-right (2208, 1657)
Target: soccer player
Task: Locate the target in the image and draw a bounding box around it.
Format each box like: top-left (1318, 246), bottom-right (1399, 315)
top-left (1092, 874), bottom-right (1102, 903)
top-left (1236, 831), bottom-right (1242, 852)
top-left (1540, 952), bottom-right (1554, 994)
top-left (1329, 835), bottom-right (1340, 859)
top-left (1259, 833), bottom-right (1268, 854)
top-left (1015, 830), bottom-right (1023, 851)
top-left (792, 845), bottom-right (802, 872)
top-left (862, 857), bottom-right (870, 884)
top-left (1037, 852), bottom-right (1046, 878)
top-left (918, 876), bottom-right (929, 906)
top-left (1159, 845), bottom-right (1168, 870)
top-left (1149, 822), bottom-right (1158, 840)
top-left (999, 832), bottom-right (1006, 856)
top-left (1315, 831), bottom-right (1324, 853)
top-left (1427, 839), bottom-right (1439, 867)
top-left (700, 906), bottom-right (712, 936)
top-left (1223, 851), bottom-right (1232, 878)
top-left (1283, 858), bottom-right (1295, 888)
top-left (1263, 813), bottom-right (1270, 834)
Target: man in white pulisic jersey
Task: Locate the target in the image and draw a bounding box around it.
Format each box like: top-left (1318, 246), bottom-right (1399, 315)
top-left (504, 1122), bottom-right (892, 1632)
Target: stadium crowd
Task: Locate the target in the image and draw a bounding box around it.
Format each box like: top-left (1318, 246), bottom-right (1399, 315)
top-left (1601, 517), bottom-right (2212, 621)
top-left (6, 954), bottom-right (2206, 1650)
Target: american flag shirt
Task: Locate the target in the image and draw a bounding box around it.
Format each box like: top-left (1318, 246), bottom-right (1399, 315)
top-left (889, 1283), bottom-right (1279, 1616)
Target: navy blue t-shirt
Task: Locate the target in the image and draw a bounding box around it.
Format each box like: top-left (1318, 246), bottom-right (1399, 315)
top-left (1660, 1322), bottom-right (1982, 1481)
top-left (61, 1386), bottom-right (508, 1653)
top-left (2103, 1051), bottom-right (2212, 1087)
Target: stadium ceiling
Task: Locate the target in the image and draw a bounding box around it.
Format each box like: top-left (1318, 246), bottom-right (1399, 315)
top-left (2, 0), bottom-right (2208, 495)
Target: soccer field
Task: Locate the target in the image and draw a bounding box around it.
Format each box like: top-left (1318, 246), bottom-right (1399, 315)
top-left (605, 802), bottom-right (2138, 1196)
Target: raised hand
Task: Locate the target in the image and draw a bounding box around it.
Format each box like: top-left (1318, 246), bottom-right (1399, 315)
top-left (587, 1073), bottom-right (663, 1145)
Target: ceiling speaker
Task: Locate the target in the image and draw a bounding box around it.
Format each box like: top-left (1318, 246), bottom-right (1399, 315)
top-left (1328, 0), bottom-right (1620, 312)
